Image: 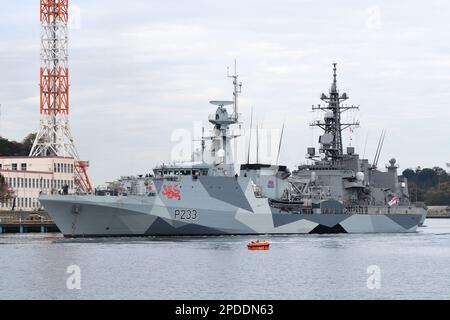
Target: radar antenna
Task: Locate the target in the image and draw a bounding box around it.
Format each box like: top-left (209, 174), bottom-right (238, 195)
top-left (310, 62), bottom-right (360, 162)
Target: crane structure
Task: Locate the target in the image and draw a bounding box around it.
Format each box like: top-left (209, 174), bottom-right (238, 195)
top-left (29, 0), bottom-right (93, 192)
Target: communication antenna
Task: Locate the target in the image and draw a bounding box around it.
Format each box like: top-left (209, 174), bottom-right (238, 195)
top-left (227, 59), bottom-right (242, 121)
top-left (247, 107), bottom-right (253, 164)
top-left (192, 126), bottom-right (209, 162)
top-left (276, 121), bottom-right (285, 165)
top-left (373, 129), bottom-right (387, 168)
top-left (362, 132), bottom-right (369, 159)
top-left (30, 1), bottom-right (92, 192)
top-left (310, 62), bottom-right (359, 162)
top-left (201, 126), bottom-right (205, 162)
top-left (373, 131), bottom-right (383, 166)
top-left (376, 129), bottom-right (387, 167)
top-left (256, 121), bottom-right (259, 164)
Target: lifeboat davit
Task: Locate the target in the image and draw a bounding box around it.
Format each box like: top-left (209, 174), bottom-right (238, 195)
top-left (247, 240), bottom-right (270, 250)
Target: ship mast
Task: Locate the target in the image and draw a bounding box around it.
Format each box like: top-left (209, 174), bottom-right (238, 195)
top-left (207, 64), bottom-right (242, 175)
top-left (228, 60), bottom-right (242, 121)
top-left (310, 63), bottom-right (359, 163)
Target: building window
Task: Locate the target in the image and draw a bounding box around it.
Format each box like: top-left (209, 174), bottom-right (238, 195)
top-left (54, 163), bottom-right (57, 173)
top-left (21, 163), bottom-right (27, 171)
top-left (12, 163), bottom-right (17, 171)
top-left (12, 178), bottom-right (16, 188)
top-left (0, 164), bottom-right (2, 169)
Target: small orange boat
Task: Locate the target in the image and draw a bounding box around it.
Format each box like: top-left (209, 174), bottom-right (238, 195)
top-left (247, 240), bottom-right (270, 250)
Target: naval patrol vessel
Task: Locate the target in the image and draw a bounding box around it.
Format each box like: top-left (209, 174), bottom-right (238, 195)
top-left (39, 64), bottom-right (426, 237)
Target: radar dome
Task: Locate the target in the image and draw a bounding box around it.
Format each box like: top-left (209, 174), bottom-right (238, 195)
top-left (324, 111), bottom-right (334, 119)
top-left (216, 149), bottom-right (225, 164)
top-left (356, 172), bottom-right (364, 182)
top-left (217, 149), bottom-right (225, 157)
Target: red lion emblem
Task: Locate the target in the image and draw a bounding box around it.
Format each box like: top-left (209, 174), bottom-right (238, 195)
top-left (162, 184), bottom-right (181, 200)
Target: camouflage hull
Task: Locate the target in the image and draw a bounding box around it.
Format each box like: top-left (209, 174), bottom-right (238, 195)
top-left (39, 177), bottom-right (422, 237)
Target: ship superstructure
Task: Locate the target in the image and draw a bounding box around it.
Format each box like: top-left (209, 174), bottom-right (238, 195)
top-left (39, 64), bottom-right (425, 237)
top-left (285, 63), bottom-right (427, 225)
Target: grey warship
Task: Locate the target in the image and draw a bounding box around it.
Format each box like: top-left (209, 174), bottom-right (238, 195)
top-left (39, 64), bottom-right (426, 237)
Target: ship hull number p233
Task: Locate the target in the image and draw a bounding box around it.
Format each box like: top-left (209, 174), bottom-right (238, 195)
top-left (174, 209), bottom-right (198, 220)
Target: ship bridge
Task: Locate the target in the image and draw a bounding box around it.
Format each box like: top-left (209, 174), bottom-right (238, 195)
top-left (153, 162), bottom-right (210, 177)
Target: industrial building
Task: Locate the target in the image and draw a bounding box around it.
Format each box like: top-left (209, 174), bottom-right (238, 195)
top-left (0, 156), bottom-right (75, 212)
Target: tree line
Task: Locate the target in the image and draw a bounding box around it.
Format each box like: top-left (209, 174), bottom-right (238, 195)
top-left (402, 166), bottom-right (450, 206)
top-left (0, 133), bottom-right (36, 156)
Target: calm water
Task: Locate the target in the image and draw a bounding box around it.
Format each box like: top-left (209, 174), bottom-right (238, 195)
top-left (1, 219), bottom-right (450, 300)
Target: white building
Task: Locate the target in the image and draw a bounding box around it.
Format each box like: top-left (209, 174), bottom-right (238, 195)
top-left (0, 156), bottom-right (75, 212)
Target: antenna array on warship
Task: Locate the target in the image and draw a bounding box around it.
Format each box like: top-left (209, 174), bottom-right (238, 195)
top-left (308, 63), bottom-right (360, 163)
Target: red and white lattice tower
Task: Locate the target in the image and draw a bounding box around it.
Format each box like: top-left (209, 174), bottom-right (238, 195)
top-left (29, 0), bottom-right (93, 192)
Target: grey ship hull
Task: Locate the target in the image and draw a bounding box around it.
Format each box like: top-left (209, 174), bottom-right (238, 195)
top-left (40, 177), bottom-right (422, 237)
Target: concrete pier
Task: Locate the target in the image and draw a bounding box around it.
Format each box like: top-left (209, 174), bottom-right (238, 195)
top-left (0, 212), bottom-right (60, 234)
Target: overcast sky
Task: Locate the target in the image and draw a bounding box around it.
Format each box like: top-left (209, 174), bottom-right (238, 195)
top-left (1, 0), bottom-right (449, 185)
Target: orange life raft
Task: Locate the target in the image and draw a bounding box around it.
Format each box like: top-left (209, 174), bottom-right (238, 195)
top-left (247, 240), bottom-right (270, 250)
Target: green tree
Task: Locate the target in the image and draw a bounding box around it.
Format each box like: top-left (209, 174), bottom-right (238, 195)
top-left (403, 167), bottom-right (450, 205)
top-left (0, 133), bottom-right (36, 156)
top-left (424, 182), bottom-right (450, 205)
